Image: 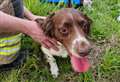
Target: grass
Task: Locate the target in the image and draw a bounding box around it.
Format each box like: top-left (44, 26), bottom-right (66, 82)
top-left (0, 0), bottom-right (120, 82)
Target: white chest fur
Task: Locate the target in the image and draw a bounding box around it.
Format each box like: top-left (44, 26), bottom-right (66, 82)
top-left (41, 43), bottom-right (68, 78)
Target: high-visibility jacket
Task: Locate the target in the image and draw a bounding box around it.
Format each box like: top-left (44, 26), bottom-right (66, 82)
top-left (0, 0), bottom-right (23, 64)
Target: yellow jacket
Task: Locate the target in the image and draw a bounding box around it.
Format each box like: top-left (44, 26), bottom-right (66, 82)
top-left (0, 0), bottom-right (23, 64)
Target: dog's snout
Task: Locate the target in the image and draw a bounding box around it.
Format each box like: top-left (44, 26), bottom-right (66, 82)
top-left (75, 41), bottom-right (91, 57)
top-left (78, 48), bottom-right (92, 57)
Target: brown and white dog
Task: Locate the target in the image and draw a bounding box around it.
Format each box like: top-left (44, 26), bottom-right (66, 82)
top-left (36, 8), bottom-right (92, 78)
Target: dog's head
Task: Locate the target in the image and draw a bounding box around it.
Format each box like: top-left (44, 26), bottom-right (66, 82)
top-left (37, 8), bottom-right (92, 72)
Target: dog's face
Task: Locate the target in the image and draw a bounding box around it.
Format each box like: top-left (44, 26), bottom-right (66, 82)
top-left (43, 8), bottom-right (92, 57)
top-left (41, 8), bottom-right (92, 72)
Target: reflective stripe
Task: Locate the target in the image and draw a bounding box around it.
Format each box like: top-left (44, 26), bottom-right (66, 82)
top-left (0, 33), bottom-right (22, 64)
top-left (0, 41), bottom-right (20, 48)
top-left (0, 53), bottom-right (17, 61)
top-left (0, 33), bottom-right (22, 43)
top-left (0, 42), bottom-right (21, 56)
top-left (0, 53), bottom-right (18, 64)
top-left (0, 37), bottom-right (21, 47)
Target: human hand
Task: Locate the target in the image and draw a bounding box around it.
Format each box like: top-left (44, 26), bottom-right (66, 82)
top-left (26, 21), bottom-right (59, 51)
top-left (27, 14), bottom-right (46, 21)
top-left (24, 7), bottom-right (46, 21)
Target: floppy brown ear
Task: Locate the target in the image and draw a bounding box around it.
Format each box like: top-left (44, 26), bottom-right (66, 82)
top-left (42, 13), bottom-right (55, 38)
top-left (35, 13), bottom-right (55, 37)
top-left (83, 17), bottom-right (92, 35)
top-left (79, 12), bottom-right (92, 35)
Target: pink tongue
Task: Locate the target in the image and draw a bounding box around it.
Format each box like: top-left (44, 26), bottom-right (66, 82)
top-left (70, 55), bottom-right (90, 72)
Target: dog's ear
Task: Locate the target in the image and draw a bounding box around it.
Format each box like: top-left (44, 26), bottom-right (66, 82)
top-left (42, 13), bottom-right (55, 38)
top-left (79, 12), bottom-right (92, 35)
top-left (35, 18), bottom-right (44, 26)
top-left (83, 16), bottom-right (92, 35)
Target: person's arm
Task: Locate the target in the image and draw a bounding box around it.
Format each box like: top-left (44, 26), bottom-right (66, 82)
top-left (0, 11), bottom-right (35, 33)
top-left (23, 7), bottom-right (46, 21)
top-left (0, 11), bottom-right (58, 50)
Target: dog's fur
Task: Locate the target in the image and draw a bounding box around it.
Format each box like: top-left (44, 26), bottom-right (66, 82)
top-left (36, 8), bottom-right (92, 78)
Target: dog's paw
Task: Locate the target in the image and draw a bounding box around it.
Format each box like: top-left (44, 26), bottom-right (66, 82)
top-left (50, 62), bottom-right (59, 78)
top-left (52, 71), bottom-right (59, 78)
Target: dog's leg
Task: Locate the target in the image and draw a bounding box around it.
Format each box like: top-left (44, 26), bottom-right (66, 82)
top-left (41, 47), bottom-right (59, 78)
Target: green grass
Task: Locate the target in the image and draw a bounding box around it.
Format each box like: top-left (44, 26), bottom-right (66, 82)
top-left (0, 0), bottom-right (120, 82)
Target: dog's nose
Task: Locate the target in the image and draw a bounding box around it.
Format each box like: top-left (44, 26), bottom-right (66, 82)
top-left (75, 41), bottom-right (91, 57)
top-left (78, 48), bottom-right (92, 57)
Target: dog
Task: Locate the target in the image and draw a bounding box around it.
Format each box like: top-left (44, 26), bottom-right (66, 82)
top-left (82, 0), bottom-right (92, 8)
top-left (36, 8), bottom-right (92, 78)
top-left (67, 0), bottom-right (92, 8)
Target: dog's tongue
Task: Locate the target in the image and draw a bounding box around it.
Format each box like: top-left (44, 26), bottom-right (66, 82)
top-left (70, 54), bottom-right (90, 72)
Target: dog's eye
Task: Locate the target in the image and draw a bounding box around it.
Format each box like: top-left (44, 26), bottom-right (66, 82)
top-left (59, 27), bottom-right (69, 36)
top-left (78, 20), bottom-right (88, 29)
top-left (78, 20), bottom-right (85, 27)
